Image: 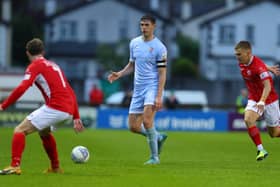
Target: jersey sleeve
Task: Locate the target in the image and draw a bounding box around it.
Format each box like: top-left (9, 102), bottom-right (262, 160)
top-left (69, 85), bottom-right (80, 119)
top-left (1, 64), bottom-right (39, 109)
top-left (157, 44), bottom-right (167, 61)
top-left (156, 43), bottom-right (167, 68)
top-left (129, 40), bottom-right (135, 63)
top-left (257, 62), bottom-right (271, 81)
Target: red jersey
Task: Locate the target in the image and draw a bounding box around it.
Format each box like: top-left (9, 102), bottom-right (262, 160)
top-left (239, 56), bottom-right (278, 104)
top-left (1, 57), bottom-right (80, 119)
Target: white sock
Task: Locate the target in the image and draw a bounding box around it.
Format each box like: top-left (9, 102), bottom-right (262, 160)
top-left (257, 144), bottom-right (264, 151)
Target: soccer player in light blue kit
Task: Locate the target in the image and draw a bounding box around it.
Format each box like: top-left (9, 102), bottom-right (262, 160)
top-left (108, 15), bottom-right (168, 165)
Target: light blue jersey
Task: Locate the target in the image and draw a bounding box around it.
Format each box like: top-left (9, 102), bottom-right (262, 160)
top-left (129, 36), bottom-right (167, 114)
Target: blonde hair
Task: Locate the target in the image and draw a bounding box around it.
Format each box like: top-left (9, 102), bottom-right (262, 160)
top-left (235, 41), bottom-right (251, 50)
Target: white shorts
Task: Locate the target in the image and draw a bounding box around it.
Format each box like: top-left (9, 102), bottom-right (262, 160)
top-left (129, 85), bottom-right (158, 114)
top-left (27, 105), bottom-right (72, 130)
top-left (245, 100), bottom-right (280, 127)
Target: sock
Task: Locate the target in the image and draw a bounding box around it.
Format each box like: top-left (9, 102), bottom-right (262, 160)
top-left (257, 144), bottom-right (264, 150)
top-left (40, 133), bottom-right (59, 169)
top-left (146, 127), bottom-right (158, 159)
top-left (139, 124), bottom-right (147, 137)
top-left (248, 126), bottom-right (263, 150)
top-left (11, 132), bottom-right (26, 167)
top-left (140, 124), bottom-right (162, 140)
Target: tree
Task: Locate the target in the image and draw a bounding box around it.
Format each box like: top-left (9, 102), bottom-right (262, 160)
top-left (172, 33), bottom-right (199, 78)
top-left (11, 0), bottom-right (43, 66)
top-left (12, 13), bottom-right (43, 66)
top-left (96, 39), bottom-right (129, 71)
top-left (172, 57), bottom-right (198, 77)
top-left (96, 39), bottom-right (133, 96)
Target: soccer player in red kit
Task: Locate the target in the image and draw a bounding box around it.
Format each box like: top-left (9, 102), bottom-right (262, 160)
top-left (0, 38), bottom-right (84, 175)
top-left (235, 41), bottom-right (280, 161)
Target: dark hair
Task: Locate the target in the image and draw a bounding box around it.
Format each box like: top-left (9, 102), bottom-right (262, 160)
top-left (235, 41), bottom-right (251, 50)
top-left (140, 14), bottom-right (156, 24)
top-left (26, 38), bottom-right (44, 55)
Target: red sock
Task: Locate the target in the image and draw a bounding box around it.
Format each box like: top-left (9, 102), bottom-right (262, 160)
top-left (11, 132), bottom-right (25, 167)
top-left (248, 126), bottom-right (262, 146)
top-left (40, 133), bottom-right (59, 169)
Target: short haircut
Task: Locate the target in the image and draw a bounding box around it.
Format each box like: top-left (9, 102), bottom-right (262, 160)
top-left (26, 38), bottom-right (44, 55)
top-left (235, 41), bottom-right (251, 50)
top-left (140, 14), bottom-right (156, 24)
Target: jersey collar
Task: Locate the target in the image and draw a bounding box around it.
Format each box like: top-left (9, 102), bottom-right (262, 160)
top-left (245, 56), bottom-right (254, 66)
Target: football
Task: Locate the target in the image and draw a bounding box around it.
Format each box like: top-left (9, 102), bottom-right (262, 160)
top-left (71, 145), bottom-right (90, 163)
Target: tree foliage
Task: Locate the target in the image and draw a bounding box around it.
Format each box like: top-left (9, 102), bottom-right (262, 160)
top-left (172, 57), bottom-right (198, 77)
top-left (12, 13), bottom-right (43, 66)
top-left (96, 39), bottom-right (133, 90)
top-left (172, 33), bottom-right (199, 78)
top-left (11, 0), bottom-right (43, 66)
top-left (176, 33), bottom-right (199, 65)
top-left (96, 39), bottom-right (129, 71)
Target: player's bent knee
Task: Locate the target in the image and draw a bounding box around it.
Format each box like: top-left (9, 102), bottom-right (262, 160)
top-left (14, 126), bottom-right (21, 133)
top-left (267, 126), bottom-right (280, 138)
top-left (243, 118), bottom-right (255, 127)
top-left (14, 123), bottom-right (37, 135)
top-left (268, 131), bottom-right (278, 138)
top-left (129, 126), bottom-right (139, 133)
top-left (14, 126), bottom-right (26, 134)
top-left (268, 132), bottom-right (276, 138)
top-left (39, 130), bottom-right (51, 137)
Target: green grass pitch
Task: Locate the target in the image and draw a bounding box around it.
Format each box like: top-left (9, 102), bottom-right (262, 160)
top-left (0, 127), bottom-right (280, 187)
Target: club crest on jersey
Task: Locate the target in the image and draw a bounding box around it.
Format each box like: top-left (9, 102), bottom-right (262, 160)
top-left (149, 47), bottom-right (154, 52)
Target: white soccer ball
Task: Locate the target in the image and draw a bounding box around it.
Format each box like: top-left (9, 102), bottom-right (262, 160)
top-left (71, 146), bottom-right (90, 163)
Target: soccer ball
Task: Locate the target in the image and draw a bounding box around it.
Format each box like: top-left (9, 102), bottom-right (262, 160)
top-left (71, 146), bottom-right (90, 163)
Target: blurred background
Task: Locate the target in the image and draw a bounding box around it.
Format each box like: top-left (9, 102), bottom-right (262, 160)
top-left (0, 0), bottom-right (280, 130)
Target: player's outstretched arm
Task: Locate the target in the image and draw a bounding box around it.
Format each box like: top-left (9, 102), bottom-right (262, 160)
top-left (107, 62), bottom-right (134, 83)
top-left (107, 71), bottom-right (121, 83)
top-left (0, 104), bottom-right (3, 111)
